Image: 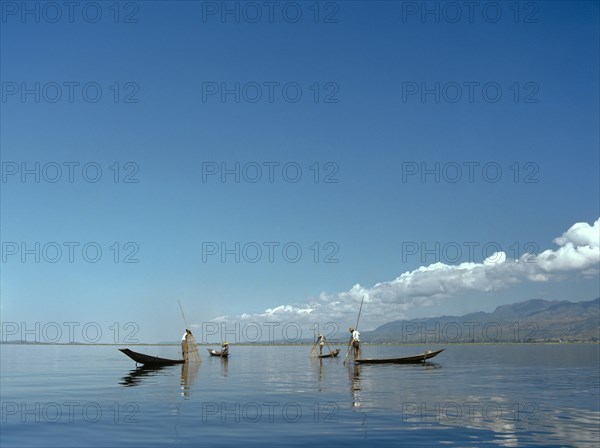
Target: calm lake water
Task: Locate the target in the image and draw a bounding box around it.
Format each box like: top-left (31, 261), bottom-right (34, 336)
top-left (1, 344), bottom-right (599, 447)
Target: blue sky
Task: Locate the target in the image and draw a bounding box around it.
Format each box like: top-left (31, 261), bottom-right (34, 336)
top-left (1, 1), bottom-right (599, 343)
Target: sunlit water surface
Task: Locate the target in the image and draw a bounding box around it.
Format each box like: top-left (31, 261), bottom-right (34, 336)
top-left (1, 344), bottom-right (598, 447)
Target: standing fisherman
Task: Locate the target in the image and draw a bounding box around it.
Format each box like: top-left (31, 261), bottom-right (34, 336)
top-left (343, 295), bottom-right (365, 365)
top-left (349, 327), bottom-right (361, 361)
top-left (181, 329), bottom-right (193, 360)
top-left (317, 334), bottom-right (326, 356)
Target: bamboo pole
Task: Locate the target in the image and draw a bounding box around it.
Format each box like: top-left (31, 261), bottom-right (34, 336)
top-left (178, 299), bottom-right (189, 329)
top-left (343, 295), bottom-right (364, 365)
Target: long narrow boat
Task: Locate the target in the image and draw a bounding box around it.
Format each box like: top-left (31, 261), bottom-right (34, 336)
top-left (355, 349), bottom-right (444, 364)
top-left (207, 349), bottom-right (229, 358)
top-left (318, 348), bottom-right (341, 358)
top-left (119, 348), bottom-right (185, 365)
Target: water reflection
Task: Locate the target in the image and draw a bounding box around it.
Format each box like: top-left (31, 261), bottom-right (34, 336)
top-left (420, 361), bottom-right (442, 369)
top-left (349, 363), bottom-right (361, 408)
top-left (340, 355), bottom-right (600, 448)
top-left (318, 358), bottom-right (324, 385)
top-left (311, 355), bottom-right (340, 391)
top-left (346, 361), bottom-right (442, 408)
top-left (120, 365), bottom-right (169, 387)
top-left (3, 344), bottom-right (599, 447)
top-left (220, 357), bottom-right (229, 377)
top-left (207, 351), bottom-right (229, 377)
top-left (180, 361), bottom-right (200, 398)
top-left (119, 361), bottom-right (200, 397)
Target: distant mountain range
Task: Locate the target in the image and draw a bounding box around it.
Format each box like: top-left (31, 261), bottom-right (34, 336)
top-left (361, 298), bottom-right (600, 343)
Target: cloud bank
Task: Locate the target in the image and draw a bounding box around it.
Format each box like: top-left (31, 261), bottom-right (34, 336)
top-left (216, 218), bottom-right (600, 331)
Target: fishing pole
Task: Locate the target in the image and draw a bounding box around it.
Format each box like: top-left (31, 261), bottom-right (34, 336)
top-left (344, 295), bottom-right (364, 365)
top-left (178, 299), bottom-right (189, 329)
top-left (325, 338), bottom-right (334, 355)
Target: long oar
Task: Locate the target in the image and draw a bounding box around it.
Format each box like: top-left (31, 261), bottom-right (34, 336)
top-left (343, 295), bottom-right (365, 365)
top-left (342, 335), bottom-right (352, 364)
top-left (310, 329), bottom-right (318, 357)
top-left (325, 339), bottom-right (335, 355)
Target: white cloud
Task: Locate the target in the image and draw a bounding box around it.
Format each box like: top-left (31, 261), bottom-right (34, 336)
top-left (219, 218), bottom-right (600, 331)
top-left (554, 220), bottom-right (599, 248)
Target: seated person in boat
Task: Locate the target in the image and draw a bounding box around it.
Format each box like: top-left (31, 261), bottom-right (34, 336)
top-left (221, 341), bottom-right (229, 356)
top-left (317, 334), bottom-right (326, 356)
top-left (349, 327), bottom-right (361, 360)
top-left (181, 329), bottom-right (192, 359)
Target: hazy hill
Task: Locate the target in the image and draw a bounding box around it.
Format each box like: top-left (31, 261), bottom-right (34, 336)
top-left (361, 298), bottom-right (600, 343)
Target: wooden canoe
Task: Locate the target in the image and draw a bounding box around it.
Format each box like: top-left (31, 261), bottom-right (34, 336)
top-left (318, 348), bottom-right (341, 358)
top-left (119, 348), bottom-right (185, 365)
top-left (355, 349), bottom-right (445, 364)
top-left (207, 349), bottom-right (229, 358)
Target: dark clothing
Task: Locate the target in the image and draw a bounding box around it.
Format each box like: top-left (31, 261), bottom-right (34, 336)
top-left (352, 340), bottom-right (361, 360)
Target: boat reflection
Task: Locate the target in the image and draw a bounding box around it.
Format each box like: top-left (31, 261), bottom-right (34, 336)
top-left (207, 352), bottom-right (229, 377)
top-left (120, 364), bottom-right (170, 387)
top-left (119, 361), bottom-right (200, 397)
top-left (310, 354), bottom-right (340, 391)
top-left (319, 359), bottom-right (324, 385)
top-left (220, 356), bottom-right (229, 377)
top-left (347, 360), bottom-right (442, 408)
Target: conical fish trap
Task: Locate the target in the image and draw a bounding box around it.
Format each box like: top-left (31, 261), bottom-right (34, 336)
top-left (185, 333), bottom-right (201, 363)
